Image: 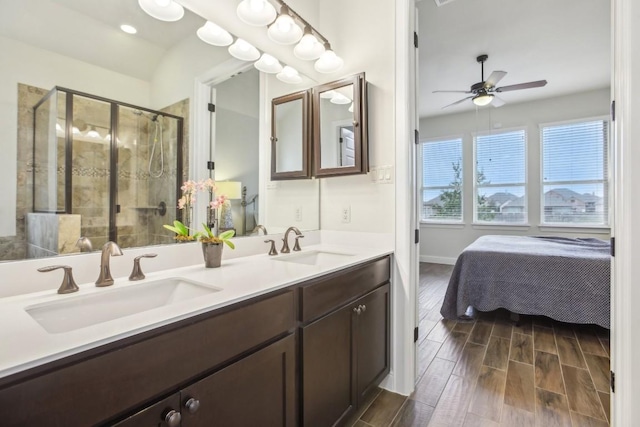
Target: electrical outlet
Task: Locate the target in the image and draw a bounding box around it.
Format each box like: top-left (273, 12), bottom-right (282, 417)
top-left (295, 206), bottom-right (302, 222)
top-left (341, 206), bottom-right (351, 223)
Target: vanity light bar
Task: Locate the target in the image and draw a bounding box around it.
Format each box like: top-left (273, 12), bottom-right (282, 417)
top-left (238, 0), bottom-right (344, 73)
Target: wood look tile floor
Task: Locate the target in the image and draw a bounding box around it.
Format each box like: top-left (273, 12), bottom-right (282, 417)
top-left (347, 263), bottom-right (610, 427)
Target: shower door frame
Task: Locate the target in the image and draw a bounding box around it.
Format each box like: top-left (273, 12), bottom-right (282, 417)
top-left (33, 86), bottom-right (184, 243)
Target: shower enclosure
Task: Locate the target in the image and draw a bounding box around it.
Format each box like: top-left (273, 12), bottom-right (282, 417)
top-left (32, 87), bottom-right (183, 251)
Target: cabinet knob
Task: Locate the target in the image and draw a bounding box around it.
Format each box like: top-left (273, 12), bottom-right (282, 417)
top-left (185, 397), bottom-right (201, 414)
top-left (353, 306), bottom-right (361, 315)
top-left (360, 304), bottom-right (367, 313)
top-left (163, 409), bottom-right (182, 427)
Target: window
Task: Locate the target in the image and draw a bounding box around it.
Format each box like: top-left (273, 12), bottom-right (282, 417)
top-left (474, 129), bottom-right (527, 223)
top-left (541, 119), bottom-right (609, 225)
top-left (421, 138), bottom-right (463, 222)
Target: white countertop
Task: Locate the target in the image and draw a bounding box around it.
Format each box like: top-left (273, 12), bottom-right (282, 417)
top-left (0, 232), bottom-right (393, 379)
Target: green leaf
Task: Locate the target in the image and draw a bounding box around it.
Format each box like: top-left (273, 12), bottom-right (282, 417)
top-left (173, 220), bottom-right (188, 235)
top-left (219, 229), bottom-right (235, 240)
top-left (202, 223), bottom-right (214, 238)
top-left (224, 239), bottom-right (235, 249)
top-left (163, 224), bottom-right (181, 234)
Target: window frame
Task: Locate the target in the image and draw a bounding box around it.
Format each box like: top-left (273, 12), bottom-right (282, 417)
top-left (419, 135), bottom-right (464, 224)
top-left (472, 126), bottom-right (529, 225)
top-left (539, 116), bottom-right (610, 227)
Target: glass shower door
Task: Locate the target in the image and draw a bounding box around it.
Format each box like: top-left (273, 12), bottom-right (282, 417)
top-left (71, 95), bottom-right (112, 249)
top-left (116, 107), bottom-right (179, 248)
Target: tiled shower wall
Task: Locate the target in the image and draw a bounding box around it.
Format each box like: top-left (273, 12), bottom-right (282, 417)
top-left (0, 83), bottom-right (189, 261)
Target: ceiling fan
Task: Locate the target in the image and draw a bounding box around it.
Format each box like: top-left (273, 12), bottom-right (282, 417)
top-left (434, 54), bottom-right (548, 109)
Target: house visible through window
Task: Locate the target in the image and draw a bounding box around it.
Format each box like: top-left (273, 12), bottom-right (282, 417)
top-left (474, 129), bottom-right (527, 223)
top-left (421, 138), bottom-right (463, 222)
top-left (541, 119), bottom-right (609, 225)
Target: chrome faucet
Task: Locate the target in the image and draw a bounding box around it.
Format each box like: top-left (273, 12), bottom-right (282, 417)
top-left (96, 241), bottom-right (123, 287)
top-left (280, 226), bottom-right (304, 254)
top-left (252, 225), bottom-right (269, 236)
top-left (75, 236), bottom-right (93, 253)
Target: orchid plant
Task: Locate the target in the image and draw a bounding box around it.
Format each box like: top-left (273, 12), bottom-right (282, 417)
top-left (200, 223), bottom-right (235, 248)
top-left (166, 178), bottom-right (230, 241)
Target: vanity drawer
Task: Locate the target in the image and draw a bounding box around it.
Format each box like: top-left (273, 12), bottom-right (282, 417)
top-left (299, 256), bottom-right (390, 324)
top-left (0, 289), bottom-right (295, 427)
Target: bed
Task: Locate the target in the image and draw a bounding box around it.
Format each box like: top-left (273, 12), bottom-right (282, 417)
top-left (440, 235), bottom-right (611, 329)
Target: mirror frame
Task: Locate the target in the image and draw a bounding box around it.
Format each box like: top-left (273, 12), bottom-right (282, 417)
top-left (312, 73), bottom-right (368, 177)
top-left (270, 90), bottom-right (311, 180)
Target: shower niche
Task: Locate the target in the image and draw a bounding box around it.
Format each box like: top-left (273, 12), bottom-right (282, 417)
top-left (32, 87), bottom-right (184, 252)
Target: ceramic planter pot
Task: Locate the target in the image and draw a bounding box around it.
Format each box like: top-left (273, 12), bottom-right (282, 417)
top-left (201, 242), bottom-right (223, 268)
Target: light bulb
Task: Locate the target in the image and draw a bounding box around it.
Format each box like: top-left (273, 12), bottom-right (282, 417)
top-left (277, 66), bottom-right (302, 84)
top-left (472, 93), bottom-right (494, 106)
top-left (276, 15), bottom-right (292, 33)
top-left (228, 38), bottom-right (260, 61)
top-left (238, 40), bottom-right (250, 51)
top-left (267, 13), bottom-right (302, 45)
top-left (197, 21), bottom-right (233, 46)
top-left (254, 53), bottom-right (283, 74)
top-left (138, 0), bottom-right (184, 22)
top-left (72, 126), bottom-right (80, 134)
top-left (294, 31), bottom-right (325, 60)
top-left (249, 0), bottom-right (264, 12)
top-left (314, 48), bottom-right (343, 73)
top-left (236, 0), bottom-right (276, 26)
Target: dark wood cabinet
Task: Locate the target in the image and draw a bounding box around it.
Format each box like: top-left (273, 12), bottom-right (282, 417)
top-left (302, 283), bottom-right (390, 427)
top-left (181, 333), bottom-right (296, 427)
top-left (302, 302), bottom-right (355, 427)
top-left (111, 394), bottom-right (181, 427)
top-left (0, 256), bottom-right (391, 427)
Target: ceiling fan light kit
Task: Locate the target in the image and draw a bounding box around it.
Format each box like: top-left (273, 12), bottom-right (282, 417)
top-left (435, 54), bottom-right (548, 109)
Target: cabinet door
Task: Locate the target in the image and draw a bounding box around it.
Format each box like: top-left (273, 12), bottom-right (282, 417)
top-left (355, 284), bottom-right (390, 405)
top-left (180, 334), bottom-right (296, 427)
top-left (302, 303), bottom-right (356, 427)
top-left (110, 394), bottom-right (181, 427)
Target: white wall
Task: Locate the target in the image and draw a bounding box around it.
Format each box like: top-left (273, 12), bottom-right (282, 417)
top-left (419, 88), bottom-right (611, 263)
top-left (317, 0), bottom-right (396, 233)
top-left (150, 34), bottom-right (232, 110)
top-left (262, 74), bottom-right (320, 234)
top-left (0, 35), bottom-right (151, 237)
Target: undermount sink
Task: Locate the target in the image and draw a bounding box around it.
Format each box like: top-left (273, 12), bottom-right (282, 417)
top-left (272, 250), bottom-right (355, 266)
top-left (26, 278), bottom-right (221, 334)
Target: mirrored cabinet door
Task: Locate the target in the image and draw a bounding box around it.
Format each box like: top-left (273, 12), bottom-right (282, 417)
top-left (312, 73), bottom-right (368, 177)
top-left (271, 90), bottom-right (311, 180)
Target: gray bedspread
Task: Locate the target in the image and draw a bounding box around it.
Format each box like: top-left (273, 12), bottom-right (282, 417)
top-left (440, 235), bottom-right (611, 329)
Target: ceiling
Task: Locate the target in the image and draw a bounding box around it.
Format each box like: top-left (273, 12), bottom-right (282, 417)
top-left (0, 0), bottom-right (213, 81)
top-left (418, 0), bottom-right (611, 118)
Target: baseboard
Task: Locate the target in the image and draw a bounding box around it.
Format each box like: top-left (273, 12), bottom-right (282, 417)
top-left (419, 255), bottom-right (457, 265)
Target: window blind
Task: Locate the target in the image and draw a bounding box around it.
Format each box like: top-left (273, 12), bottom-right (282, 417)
top-left (421, 138), bottom-right (463, 221)
top-left (541, 120), bottom-right (609, 225)
top-left (475, 129), bottom-right (527, 223)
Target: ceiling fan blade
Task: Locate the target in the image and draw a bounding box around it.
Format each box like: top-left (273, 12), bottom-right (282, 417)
top-left (492, 96), bottom-right (506, 107)
top-left (485, 71), bottom-right (507, 88)
top-left (433, 90), bottom-right (472, 94)
top-left (496, 80), bottom-right (547, 92)
top-left (442, 96), bottom-right (474, 109)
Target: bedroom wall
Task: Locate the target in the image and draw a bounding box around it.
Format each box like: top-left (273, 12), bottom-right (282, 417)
top-left (419, 88), bottom-right (611, 264)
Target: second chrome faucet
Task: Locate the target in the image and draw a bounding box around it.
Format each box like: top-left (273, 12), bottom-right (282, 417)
top-left (96, 241), bottom-right (123, 287)
top-left (280, 226), bottom-right (304, 254)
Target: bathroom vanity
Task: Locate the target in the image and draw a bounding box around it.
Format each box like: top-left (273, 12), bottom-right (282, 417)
top-left (0, 241), bottom-right (391, 427)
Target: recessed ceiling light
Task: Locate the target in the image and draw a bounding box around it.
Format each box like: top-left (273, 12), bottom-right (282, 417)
top-left (120, 24), bottom-right (137, 34)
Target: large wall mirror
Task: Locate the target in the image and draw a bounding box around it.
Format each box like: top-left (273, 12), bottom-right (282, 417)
top-left (0, 0), bottom-right (320, 262)
top-left (271, 90), bottom-right (310, 180)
